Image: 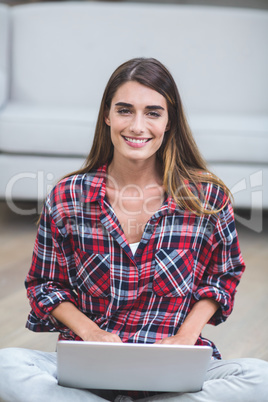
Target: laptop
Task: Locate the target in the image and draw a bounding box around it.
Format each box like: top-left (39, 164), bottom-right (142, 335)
top-left (57, 341), bottom-right (212, 393)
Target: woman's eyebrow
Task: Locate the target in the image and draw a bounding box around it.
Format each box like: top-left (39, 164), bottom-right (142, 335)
top-left (145, 105), bottom-right (165, 111)
top-left (115, 102), bottom-right (165, 110)
top-left (115, 102), bottom-right (133, 107)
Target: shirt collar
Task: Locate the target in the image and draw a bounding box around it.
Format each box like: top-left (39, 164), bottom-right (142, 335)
top-left (153, 195), bottom-right (183, 218)
top-left (83, 163), bottom-right (183, 216)
top-left (83, 164), bottom-right (107, 203)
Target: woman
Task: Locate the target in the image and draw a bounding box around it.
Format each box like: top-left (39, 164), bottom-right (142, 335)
top-left (0, 58), bottom-right (267, 401)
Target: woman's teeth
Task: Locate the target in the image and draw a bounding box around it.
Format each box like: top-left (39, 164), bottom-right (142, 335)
top-left (124, 137), bottom-right (149, 144)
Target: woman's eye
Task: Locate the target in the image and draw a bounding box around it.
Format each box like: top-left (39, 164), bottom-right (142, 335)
top-left (117, 108), bottom-right (131, 114)
top-left (148, 111), bottom-right (161, 117)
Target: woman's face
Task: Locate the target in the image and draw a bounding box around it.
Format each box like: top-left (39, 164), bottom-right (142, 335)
top-left (105, 81), bottom-right (170, 165)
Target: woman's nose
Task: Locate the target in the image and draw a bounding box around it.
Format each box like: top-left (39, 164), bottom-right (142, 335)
top-left (130, 114), bottom-right (145, 134)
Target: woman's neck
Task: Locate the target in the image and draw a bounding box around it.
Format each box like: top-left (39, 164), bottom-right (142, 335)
top-left (107, 156), bottom-right (162, 190)
top-left (105, 156), bottom-right (165, 244)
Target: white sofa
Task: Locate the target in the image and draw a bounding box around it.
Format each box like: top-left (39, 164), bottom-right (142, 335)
top-left (0, 1), bottom-right (267, 210)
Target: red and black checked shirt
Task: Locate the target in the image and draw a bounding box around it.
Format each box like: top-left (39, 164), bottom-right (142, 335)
top-left (25, 164), bottom-right (245, 359)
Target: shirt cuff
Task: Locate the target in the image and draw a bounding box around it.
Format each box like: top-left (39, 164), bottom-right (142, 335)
top-left (193, 286), bottom-right (233, 325)
top-left (26, 287), bottom-right (78, 332)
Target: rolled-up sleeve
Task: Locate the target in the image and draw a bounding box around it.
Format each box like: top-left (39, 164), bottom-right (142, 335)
top-left (193, 200), bottom-right (245, 325)
top-left (25, 200), bottom-right (77, 333)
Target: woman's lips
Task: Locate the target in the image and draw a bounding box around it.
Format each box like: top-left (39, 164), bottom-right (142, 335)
top-left (123, 136), bottom-right (152, 148)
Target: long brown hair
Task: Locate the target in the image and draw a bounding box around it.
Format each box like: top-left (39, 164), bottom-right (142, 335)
top-left (64, 57), bottom-right (231, 215)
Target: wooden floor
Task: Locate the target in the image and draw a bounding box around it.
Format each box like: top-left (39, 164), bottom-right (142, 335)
top-left (0, 200), bottom-right (267, 360)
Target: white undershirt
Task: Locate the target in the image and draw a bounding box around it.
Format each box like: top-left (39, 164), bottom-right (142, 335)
top-left (129, 242), bottom-right (139, 255)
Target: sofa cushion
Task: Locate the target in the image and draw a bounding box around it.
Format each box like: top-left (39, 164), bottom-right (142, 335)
top-left (189, 114), bottom-right (268, 164)
top-left (0, 154), bottom-right (84, 202)
top-left (0, 103), bottom-right (97, 156)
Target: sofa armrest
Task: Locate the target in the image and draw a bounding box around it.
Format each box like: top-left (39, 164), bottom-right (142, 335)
top-left (0, 4), bottom-right (10, 110)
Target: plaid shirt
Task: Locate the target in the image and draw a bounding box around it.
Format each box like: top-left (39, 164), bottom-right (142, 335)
top-left (25, 164), bottom-right (245, 359)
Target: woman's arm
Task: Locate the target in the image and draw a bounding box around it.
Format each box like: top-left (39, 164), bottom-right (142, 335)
top-left (51, 302), bottom-right (122, 342)
top-left (26, 193), bottom-right (121, 342)
top-left (155, 298), bottom-right (219, 345)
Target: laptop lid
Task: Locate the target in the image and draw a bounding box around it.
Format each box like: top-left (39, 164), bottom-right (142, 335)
top-left (57, 341), bottom-right (212, 393)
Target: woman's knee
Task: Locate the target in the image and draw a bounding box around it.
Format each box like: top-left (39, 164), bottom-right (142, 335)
top-left (204, 357), bottom-right (268, 402)
top-left (232, 357), bottom-right (268, 400)
top-left (240, 358), bottom-right (268, 381)
top-left (0, 347), bottom-right (57, 376)
top-left (0, 348), bottom-right (59, 402)
top-left (0, 348), bottom-right (24, 370)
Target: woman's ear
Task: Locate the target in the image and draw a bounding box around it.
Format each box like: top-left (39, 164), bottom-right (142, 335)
top-left (165, 121), bottom-right (171, 132)
top-left (104, 106), bottom-right (111, 126)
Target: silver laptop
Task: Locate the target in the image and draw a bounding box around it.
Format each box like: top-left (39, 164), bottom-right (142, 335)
top-left (57, 341), bottom-right (212, 393)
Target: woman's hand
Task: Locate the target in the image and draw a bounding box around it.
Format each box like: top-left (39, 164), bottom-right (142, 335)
top-left (51, 302), bottom-right (122, 342)
top-left (82, 328), bottom-right (122, 343)
top-left (155, 299), bottom-right (220, 346)
top-left (155, 333), bottom-right (197, 346)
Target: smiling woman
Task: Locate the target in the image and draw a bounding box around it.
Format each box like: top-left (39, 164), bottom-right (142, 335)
top-left (105, 81), bottom-right (170, 163)
top-left (0, 57), bottom-right (268, 402)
